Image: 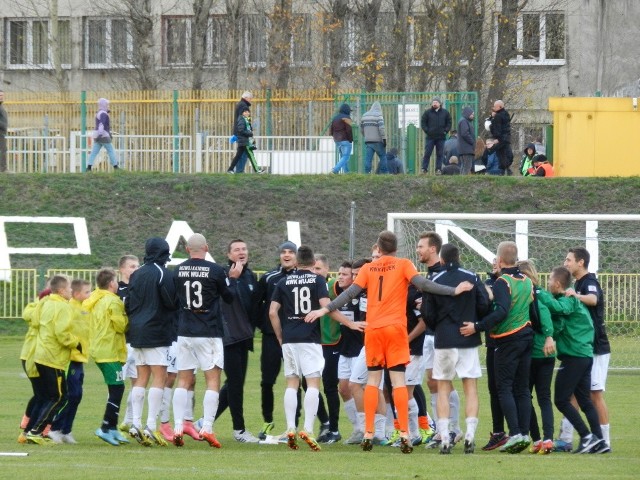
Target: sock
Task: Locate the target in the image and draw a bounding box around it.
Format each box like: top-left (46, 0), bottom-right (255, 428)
top-left (146, 387), bottom-right (163, 431)
top-left (284, 388), bottom-right (297, 430)
top-left (465, 417), bottom-right (479, 441)
top-left (374, 414), bottom-right (387, 440)
top-left (201, 390), bottom-right (219, 433)
top-left (385, 403), bottom-right (395, 433)
top-left (123, 390), bottom-right (133, 424)
top-left (430, 394), bottom-right (438, 423)
top-left (437, 418), bottom-right (450, 445)
top-left (356, 412), bottom-right (365, 433)
top-left (449, 389), bottom-right (460, 431)
top-left (408, 398), bottom-right (419, 438)
top-left (303, 387), bottom-right (320, 434)
top-left (344, 398), bottom-right (358, 429)
top-left (560, 417), bottom-right (574, 443)
top-left (185, 390), bottom-right (195, 421)
top-left (363, 385), bottom-right (378, 435)
top-left (131, 386), bottom-right (146, 429)
top-left (392, 387), bottom-right (409, 435)
top-left (159, 387), bottom-right (173, 423)
top-left (418, 415), bottom-right (430, 430)
top-left (172, 387), bottom-right (188, 433)
top-left (601, 424), bottom-right (610, 445)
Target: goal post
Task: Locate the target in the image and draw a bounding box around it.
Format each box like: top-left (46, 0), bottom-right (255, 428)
top-left (388, 213), bottom-right (640, 369)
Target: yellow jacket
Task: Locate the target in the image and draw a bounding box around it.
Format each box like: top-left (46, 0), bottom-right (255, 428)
top-left (33, 294), bottom-right (79, 371)
top-left (84, 289), bottom-right (127, 363)
top-left (69, 298), bottom-right (90, 363)
top-left (20, 296), bottom-right (51, 377)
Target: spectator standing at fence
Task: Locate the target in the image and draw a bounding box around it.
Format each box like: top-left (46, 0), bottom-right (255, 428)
top-left (330, 103), bottom-right (353, 174)
top-left (86, 98), bottom-right (119, 172)
top-left (0, 90), bottom-right (8, 172)
top-left (361, 101), bottom-right (388, 174)
top-left (487, 100), bottom-right (513, 174)
top-left (420, 98), bottom-right (451, 174)
top-left (457, 107), bottom-right (476, 175)
top-left (231, 91), bottom-right (253, 173)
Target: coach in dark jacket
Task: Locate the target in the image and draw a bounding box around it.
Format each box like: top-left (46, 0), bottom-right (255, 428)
top-left (126, 237), bottom-right (177, 348)
top-left (424, 244), bottom-right (489, 349)
top-left (488, 100), bottom-right (513, 171)
top-left (231, 92), bottom-right (253, 173)
top-left (420, 98), bottom-right (452, 173)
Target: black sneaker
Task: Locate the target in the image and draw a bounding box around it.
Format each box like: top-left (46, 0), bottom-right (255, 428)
top-left (361, 437), bottom-right (373, 452)
top-left (320, 431), bottom-right (342, 444)
top-left (464, 438), bottom-right (475, 454)
top-left (440, 442), bottom-right (452, 454)
top-left (587, 437), bottom-right (608, 454)
top-left (573, 434), bottom-right (599, 454)
top-left (482, 431), bottom-right (508, 451)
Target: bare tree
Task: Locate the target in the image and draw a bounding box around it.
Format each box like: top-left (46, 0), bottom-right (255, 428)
top-left (192, 0), bottom-right (215, 90)
top-left (124, 0), bottom-right (159, 90)
top-left (318, 0), bottom-right (350, 89)
top-left (352, 0), bottom-right (384, 91)
top-left (225, 0), bottom-right (243, 90)
top-left (386, 0), bottom-right (414, 92)
top-left (265, 0), bottom-right (293, 89)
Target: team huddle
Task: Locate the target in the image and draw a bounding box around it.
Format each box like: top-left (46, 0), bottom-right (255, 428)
top-left (16, 230), bottom-right (611, 455)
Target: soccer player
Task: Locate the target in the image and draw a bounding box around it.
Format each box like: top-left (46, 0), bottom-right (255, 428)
top-left (84, 269), bottom-right (129, 446)
top-left (313, 254), bottom-right (342, 443)
top-left (171, 233), bottom-right (239, 448)
top-left (269, 245), bottom-right (363, 451)
top-left (424, 244), bottom-right (490, 454)
top-left (48, 279), bottom-right (91, 444)
top-left (537, 267), bottom-right (607, 454)
top-left (306, 231), bottom-right (472, 453)
top-left (26, 276), bottom-right (80, 444)
top-left (564, 247), bottom-right (612, 451)
top-left (125, 237), bottom-right (178, 446)
top-left (460, 241), bottom-right (534, 454)
top-left (215, 239), bottom-right (261, 443)
top-left (256, 241), bottom-right (298, 440)
top-left (416, 232), bottom-right (462, 447)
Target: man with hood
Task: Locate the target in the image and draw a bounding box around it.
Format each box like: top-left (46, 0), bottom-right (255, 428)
top-left (520, 143), bottom-right (537, 176)
top-left (457, 107), bottom-right (476, 175)
top-left (361, 101), bottom-right (388, 174)
top-left (87, 98), bottom-right (119, 171)
top-left (125, 237), bottom-right (177, 446)
top-left (330, 103), bottom-right (354, 174)
top-left (421, 98), bottom-right (452, 174)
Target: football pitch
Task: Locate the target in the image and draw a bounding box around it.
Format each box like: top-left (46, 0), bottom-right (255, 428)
top-left (1, 335), bottom-right (638, 480)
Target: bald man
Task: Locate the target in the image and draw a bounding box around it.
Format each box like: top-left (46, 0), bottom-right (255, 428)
top-left (488, 100), bottom-right (513, 174)
top-left (171, 234), bottom-right (241, 448)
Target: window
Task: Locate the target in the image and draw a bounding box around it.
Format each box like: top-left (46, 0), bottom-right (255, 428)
top-left (243, 15), bottom-right (267, 66)
top-left (512, 12), bottom-right (565, 65)
top-left (291, 14), bottom-right (312, 66)
top-left (206, 15), bottom-right (226, 65)
top-left (85, 18), bottom-right (133, 68)
top-left (164, 17), bottom-right (192, 65)
top-left (6, 18), bottom-right (71, 69)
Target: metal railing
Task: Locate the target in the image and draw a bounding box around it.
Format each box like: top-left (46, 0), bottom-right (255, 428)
top-left (6, 136), bottom-right (69, 173)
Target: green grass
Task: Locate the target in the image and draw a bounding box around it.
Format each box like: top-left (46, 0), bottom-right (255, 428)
top-left (1, 335), bottom-right (638, 479)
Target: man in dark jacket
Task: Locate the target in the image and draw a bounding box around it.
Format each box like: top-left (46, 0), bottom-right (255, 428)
top-left (125, 237), bottom-right (178, 446)
top-left (488, 100), bottom-right (513, 172)
top-left (330, 103), bottom-right (353, 174)
top-left (231, 91), bottom-right (252, 173)
top-left (424, 243), bottom-right (489, 454)
top-left (215, 239), bottom-right (261, 443)
top-left (457, 107), bottom-right (476, 175)
top-left (420, 98), bottom-right (451, 174)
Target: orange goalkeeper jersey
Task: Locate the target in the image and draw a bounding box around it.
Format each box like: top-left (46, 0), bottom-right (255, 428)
top-left (353, 255), bottom-right (417, 329)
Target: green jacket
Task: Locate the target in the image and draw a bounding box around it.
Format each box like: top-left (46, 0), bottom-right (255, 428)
top-left (84, 289), bottom-right (128, 363)
top-left (537, 289), bottom-right (593, 358)
top-left (531, 287), bottom-right (555, 359)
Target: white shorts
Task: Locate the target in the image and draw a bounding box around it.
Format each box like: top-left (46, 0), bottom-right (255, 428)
top-left (133, 346), bottom-right (170, 367)
top-left (348, 347), bottom-right (384, 389)
top-left (167, 341), bottom-right (178, 374)
top-left (422, 335), bottom-right (435, 370)
top-left (176, 336), bottom-right (224, 372)
top-left (282, 343), bottom-right (324, 378)
top-left (122, 343), bottom-right (137, 379)
top-left (338, 355), bottom-right (358, 380)
top-left (405, 354), bottom-right (426, 386)
top-left (591, 353), bottom-right (610, 391)
top-left (432, 347), bottom-right (481, 381)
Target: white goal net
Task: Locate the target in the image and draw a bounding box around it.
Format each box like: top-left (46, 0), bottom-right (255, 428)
top-left (389, 213), bottom-right (640, 369)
